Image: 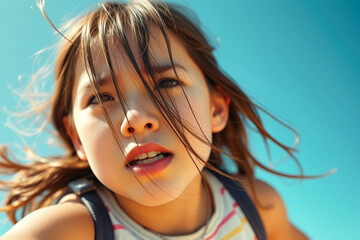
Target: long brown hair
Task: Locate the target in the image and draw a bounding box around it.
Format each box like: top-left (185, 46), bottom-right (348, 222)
top-left (1, 0), bottom-right (305, 224)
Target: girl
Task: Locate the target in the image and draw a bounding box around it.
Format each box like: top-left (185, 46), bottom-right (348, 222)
top-left (0, 0), bottom-right (309, 239)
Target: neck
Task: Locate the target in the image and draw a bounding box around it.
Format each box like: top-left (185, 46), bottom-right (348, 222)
top-left (115, 173), bottom-right (213, 236)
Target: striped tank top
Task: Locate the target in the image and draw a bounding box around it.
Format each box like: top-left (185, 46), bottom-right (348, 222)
top-left (96, 172), bottom-right (257, 240)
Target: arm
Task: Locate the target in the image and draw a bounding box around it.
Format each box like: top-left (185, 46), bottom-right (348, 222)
top-left (0, 198), bottom-right (94, 240)
top-left (237, 177), bottom-right (309, 240)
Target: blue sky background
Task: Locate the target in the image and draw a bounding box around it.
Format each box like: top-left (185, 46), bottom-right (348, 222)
top-left (0, 0), bottom-right (359, 239)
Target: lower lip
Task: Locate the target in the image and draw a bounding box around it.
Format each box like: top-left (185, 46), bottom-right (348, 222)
top-left (127, 154), bottom-right (173, 176)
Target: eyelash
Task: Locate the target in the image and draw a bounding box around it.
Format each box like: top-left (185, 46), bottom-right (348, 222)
top-left (86, 78), bottom-right (182, 106)
top-left (88, 93), bottom-right (115, 105)
top-left (156, 78), bottom-right (182, 88)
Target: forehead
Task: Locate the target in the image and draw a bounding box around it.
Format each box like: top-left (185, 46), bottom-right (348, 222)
top-left (73, 25), bottom-right (195, 90)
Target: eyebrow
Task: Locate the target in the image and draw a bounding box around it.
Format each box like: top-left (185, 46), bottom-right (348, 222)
top-left (152, 63), bottom-right (187, 73)
top-left (79, 63), bottom-right (187, 93)
top-left (78, 76), bottom-right (112, 95)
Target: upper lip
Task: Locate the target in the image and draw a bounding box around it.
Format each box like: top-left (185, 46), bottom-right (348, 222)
top-left (125, 143), bottom-right (172, 165)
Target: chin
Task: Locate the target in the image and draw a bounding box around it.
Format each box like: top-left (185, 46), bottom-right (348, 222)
top-left (131, 184), bottom-right (184, 207)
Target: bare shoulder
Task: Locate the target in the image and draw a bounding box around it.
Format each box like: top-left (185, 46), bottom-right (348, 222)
top-left (234, 175), bottom-right (309, 240)
top-left (1, 194), bottom-right (94, 240)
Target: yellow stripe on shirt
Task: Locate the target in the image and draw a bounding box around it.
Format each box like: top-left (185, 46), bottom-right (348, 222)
top-left (221, 216), bottom-right (248, 240)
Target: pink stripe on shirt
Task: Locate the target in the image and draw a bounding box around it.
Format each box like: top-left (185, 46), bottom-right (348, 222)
top-left (205, 203), bottom-right (239, 240)
top-left (220, 186), bottom-right (226, 195)
top-left (113, 224), bottom-right (126, 230)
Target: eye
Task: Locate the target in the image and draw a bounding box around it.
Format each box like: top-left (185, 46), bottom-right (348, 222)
top-left (88, 93), bottom-right (115, 105)
top-left (157, 78), bottom-right (180, 88)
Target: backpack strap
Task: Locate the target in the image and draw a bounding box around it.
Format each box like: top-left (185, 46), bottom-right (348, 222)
top-left (68, 178), bottom-right (114, 240)
top-left (210, 170), bottom-right (267, 240)
top-left (67, 173), bottom-right (266, 240)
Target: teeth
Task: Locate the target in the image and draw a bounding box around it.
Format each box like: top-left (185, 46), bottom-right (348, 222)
top-left (133, 151), bottom-right (162, 160)
top-left (138, 153), bottom-right (147, 160)
top-left (147, 151), bottom-right (158, 158)
top-left (136, 153), bottom-right (165, 165)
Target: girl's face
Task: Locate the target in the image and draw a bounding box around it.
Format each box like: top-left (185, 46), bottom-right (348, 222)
top-left (66, 26), bottom-right (229, 206)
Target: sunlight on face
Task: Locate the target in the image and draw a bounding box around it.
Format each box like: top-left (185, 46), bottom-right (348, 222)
top-left (70, 26), bottom-right (216, 206)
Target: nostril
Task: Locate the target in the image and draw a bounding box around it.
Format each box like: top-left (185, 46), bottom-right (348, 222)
top-left (128, 127), bottom-right (135, 133)
top-left (145, 123), bottom-right (152, 129)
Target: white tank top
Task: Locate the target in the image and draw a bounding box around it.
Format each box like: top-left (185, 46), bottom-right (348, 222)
top-left (96, 172), bottom-right (256, 239)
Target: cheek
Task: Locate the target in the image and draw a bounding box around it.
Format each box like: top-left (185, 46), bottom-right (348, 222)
top-left (75, 115), bottom-right (124, 177)
top-left (179, 88), bottom-right (212, 134)
top-left (176, 91), bottom-right (213, 160)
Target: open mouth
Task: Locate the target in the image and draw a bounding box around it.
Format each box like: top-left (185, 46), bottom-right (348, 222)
top-left (128, 152), bottom-right (172, 166)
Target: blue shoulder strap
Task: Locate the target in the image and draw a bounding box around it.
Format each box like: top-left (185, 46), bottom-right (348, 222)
top-left (210, 170), bottom-right (267, 240)
top-left (68, 178), bottom-right (114, 240)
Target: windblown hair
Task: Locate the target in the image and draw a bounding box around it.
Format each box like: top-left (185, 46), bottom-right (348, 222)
top-left (0, 0), bottom-right (303, 224)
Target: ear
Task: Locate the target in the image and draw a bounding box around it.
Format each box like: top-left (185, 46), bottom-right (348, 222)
top-left (62, 116), bottom-right (87, 161)
top-left (210, 86), bottom-right (230, 133)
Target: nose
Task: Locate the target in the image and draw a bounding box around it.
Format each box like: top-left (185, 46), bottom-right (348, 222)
top-left (120, 108), bottom-right (160, 138)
